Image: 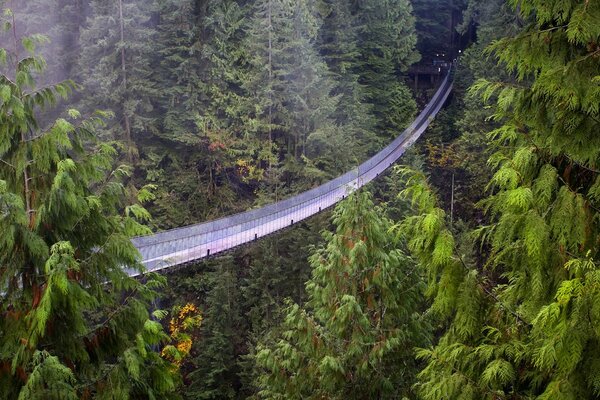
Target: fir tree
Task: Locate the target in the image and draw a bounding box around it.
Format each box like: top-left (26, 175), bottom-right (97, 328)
top-left (314, 0), bottom-right (380, 170)
top-left (412, 0), bottom-right (466, 62)
top-left (244, 0), bottom-right (343, 194)
top-left (0, 14), bottom-right (177, 399)
top-left (236, 220), bottom-right (324, 397)
top-left (139, 0), bottom-right (215, 228)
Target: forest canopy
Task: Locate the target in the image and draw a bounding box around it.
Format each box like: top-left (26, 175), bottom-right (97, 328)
top-left (1, 0), bottom-right (599, 399)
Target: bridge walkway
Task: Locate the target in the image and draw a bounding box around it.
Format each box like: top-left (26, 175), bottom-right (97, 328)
top-left (129, 70), bottom-right (454, 275)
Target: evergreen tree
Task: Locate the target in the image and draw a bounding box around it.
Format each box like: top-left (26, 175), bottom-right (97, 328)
top-left (446, 0), bottom-right (518, 221)
top-left (77, 0), bottom-right (157, 160)
top-left (0, 15), bottom-right (178, 399)
top-left (254, 192), bottom-right (430, 398)
top-left (190, 0), bottom-right (262, 213)
top-left (401, 1), bottom-right (600, 398)
top-left (139, 0), bottom-right (215, 228)
top-left (135, 0), bottom-right (260, 228)
top-left (411, 0), bottom-right (466, 62)
top-left (187, 259), bottom-right (243, 400)
top-left (244, 0), bottom-right (343, 194)
top-left (314, 0), bottom-right (380, 167)
top-left (353, 0), bottom-right (420, 138)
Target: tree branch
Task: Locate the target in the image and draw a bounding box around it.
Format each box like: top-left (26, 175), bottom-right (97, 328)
top-left (455, 250), bottom-right (532, 327)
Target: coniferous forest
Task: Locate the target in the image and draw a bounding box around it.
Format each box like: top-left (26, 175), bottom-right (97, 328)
top-left (1, 0), bottom-right (600, 398)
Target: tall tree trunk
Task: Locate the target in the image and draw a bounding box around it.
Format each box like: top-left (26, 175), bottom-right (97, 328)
top-left (11, 3), bottom-right (34, 228)
top-left (267, 0), bottom-right (273, 170)
top-left (119, 0), bottom-right (133, 160)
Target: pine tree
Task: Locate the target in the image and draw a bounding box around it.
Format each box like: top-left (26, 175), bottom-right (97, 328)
top-left (315, 0), bottom-right (380, 169)
top-left (412, 0), bottom-right (466, 62)
top-left (236, 219), bottom-right (324, 397)
top-left (191, 0), bottom-right (262, 211)
top-left (0, 14), bottom-right (178, 399)
top-left (254, 191), bottom-right (430, 399)
top-left (448, 0), bottom-right (518, 221)
top-left (137, 0), bottom-right (214, 228)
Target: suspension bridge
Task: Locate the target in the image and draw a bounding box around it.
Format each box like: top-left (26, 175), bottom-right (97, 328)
top-left (129, 69), bottom-right (454, 276)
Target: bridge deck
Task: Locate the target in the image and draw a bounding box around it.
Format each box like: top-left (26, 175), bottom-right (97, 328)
top-left (129, 71), bottom-right (454, 275)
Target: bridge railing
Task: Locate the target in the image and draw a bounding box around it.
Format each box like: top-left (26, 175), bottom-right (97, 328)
top-left (130, 69), bottom-right (453, 274)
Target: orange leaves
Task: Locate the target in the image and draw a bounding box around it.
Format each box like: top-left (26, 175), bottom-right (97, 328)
top-left (208, 141), bottom-right (226, 152)
top-left (175, 303), bottom-right (201, 332)
top-left (176, 339), bottom-right (192, 355)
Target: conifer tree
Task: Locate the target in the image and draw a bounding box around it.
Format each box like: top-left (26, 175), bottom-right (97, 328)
top-left (446, 0), bottom-right (517, 221)
top-left (400, 1), bottom-right (600, 398)
top-left (353, 0), bottom-right (420, 138)
top-left (77, 0), bottom-right (157, 160)
top-left (138, 0), bottom-right (215, 227)
top-left (0, 14), bottom-right (177, 398)
top-left (254, 192), bottom-right (430, 398)
top-left (315, 0), bottom-right (380, 166)
top-left (411, 0), bottom-right (466, 61)
top-left (244, 0), bottom-right (342, 192)
top-left (152, 0), bottom-right (203, 149)
top-left (191, 0), bottom-right (263, 209)
top-left (187, 260), bottom-right (243, 400)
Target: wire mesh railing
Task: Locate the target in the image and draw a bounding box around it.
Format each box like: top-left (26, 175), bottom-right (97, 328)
top-left (130, 69), bottom-right (454, 275)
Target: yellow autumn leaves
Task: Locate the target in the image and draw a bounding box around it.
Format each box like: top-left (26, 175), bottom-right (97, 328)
top-left (161, 303), bottom-right (202, 368)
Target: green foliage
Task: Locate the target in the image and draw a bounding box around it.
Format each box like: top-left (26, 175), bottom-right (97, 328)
top-left (77, 0), bottom-right (157, 159)
top-left (410, 0), bottom-right (600, 398)
top-left (0, 22), bottom-right (178, 398)
top-left (0, 0), bottom-right (451, 397)
top-left (254, 191), bottom-right (431, 399)
top-left (412, 0), bottom-right (465, 61)
top-left (353, 0), bottom-right (419, 138)
top-left (187, 259), bottom-right (242, 400)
